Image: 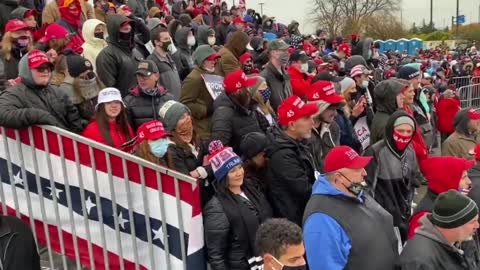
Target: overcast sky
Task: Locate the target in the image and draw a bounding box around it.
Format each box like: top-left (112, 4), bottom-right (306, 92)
top-left (243, 0), bottom-right (480, 34)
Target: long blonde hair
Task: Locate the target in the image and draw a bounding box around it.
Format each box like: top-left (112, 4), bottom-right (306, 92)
top-left (1, 31), bottom-right (33, 61)
top-left (250, 76), bottom-right (274, 115)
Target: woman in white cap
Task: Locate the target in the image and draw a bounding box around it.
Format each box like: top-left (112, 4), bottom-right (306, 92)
top-left (82, 87), bottom-right (134, 149)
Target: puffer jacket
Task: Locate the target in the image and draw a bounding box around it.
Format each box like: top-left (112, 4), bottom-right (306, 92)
top-left (364, 111), bottom-right (419, 243)
top-left (204, 182), bottom-right (272, 270)
top-left (96, 14), bottom-right (139, 96)
top-left (180, 66), bottom-right (216, 141)
top-left (124, 85), bottom-right (174, 131)
top-left (172, 27), bottom-right (194, 81)
top-left (82, 19), bottom-right (108, 72)
top-left (442, 109), bottom-right (480, 159)
top-left (147, 50), bottom-right (182, 101)
top-left (0, 53), bottom-right (85, 132)
top-left (266, 126), bottom-right (317, 225)
top-left (370, 78), bottom-right (409, 145)
top-left (260, 62), bottom-right (293, 111)
top-left (216, 31), bottom-right (249, 77)
top-left (210, 92), bottom-right (263, 154)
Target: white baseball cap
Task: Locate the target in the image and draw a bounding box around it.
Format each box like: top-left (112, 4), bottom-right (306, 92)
top-left (95, 87), bottom-right (125, 111)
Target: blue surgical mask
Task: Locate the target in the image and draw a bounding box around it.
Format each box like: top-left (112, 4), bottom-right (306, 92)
top-left (260, 88), bottom-right (272, 102)
top-left (149, 138), bottom-right (171, 158)
top-left (362, 80), bottom-right (369, 89)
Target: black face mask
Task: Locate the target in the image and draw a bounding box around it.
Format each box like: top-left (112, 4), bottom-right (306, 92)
top-left (118, 31), bottom-right (134, 49)
top-left (94, 32), bottom-right (104, 40)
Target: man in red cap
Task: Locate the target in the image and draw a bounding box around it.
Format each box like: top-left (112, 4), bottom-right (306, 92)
top-left (303, 145), bottom-right (399, 270)
top-left (267, 95), bottom-right (318, 226)
top-left (306, 80), bottom-right (343, 171)
top-left (287, 50), bottom-right (313, 98)
top-left (443, 108), bottom-right (480, 159)
top-left (0, 49), bottom-right (84, 133)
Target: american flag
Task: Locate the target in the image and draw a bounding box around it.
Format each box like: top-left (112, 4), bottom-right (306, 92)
top-left (0, 126), bottom-right (206, 270)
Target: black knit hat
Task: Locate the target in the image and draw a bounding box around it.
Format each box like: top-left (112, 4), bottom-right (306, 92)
top-left (66, 52), bottom-right (93, 78)
top-left (429, 190), bottom-right (479, 229)
top-left (398, 66), bottom-right (421, 81)
top-left (240, 132), bottom-right (267, 160)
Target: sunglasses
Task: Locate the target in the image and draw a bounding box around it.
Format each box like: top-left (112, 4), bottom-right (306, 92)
top-left (36, 64), bottom-right (52, 73)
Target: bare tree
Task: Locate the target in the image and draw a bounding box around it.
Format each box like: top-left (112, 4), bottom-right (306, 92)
top-left (309, 0), bottom-right (344, 37)
top-left (363, 13), bottom-right (407, 39)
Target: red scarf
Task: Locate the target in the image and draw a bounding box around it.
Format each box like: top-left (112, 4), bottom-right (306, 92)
top-left (59, 1), bottom-right (81, 28)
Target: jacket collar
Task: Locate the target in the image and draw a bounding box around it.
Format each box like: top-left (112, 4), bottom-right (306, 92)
top-left (129, 85), bottom-right (168, 97)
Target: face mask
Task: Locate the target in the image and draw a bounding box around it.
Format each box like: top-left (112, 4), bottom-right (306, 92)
top-left (168, 39), bottom-right (178, 54)
top-left (208, 36), bottom-right (216, 46)
top-left (362, 80), bottom-right (369, 89)
top-left (260, 88), bottom-right (272, 102)
top-left (161, 40), bottom-right (171, 52)
top-left (94, 32), bottom-right (104, 40)
top-left (367, 49), bottom-right (372, 59)
top-left (204, 67), bottom-right (215, 73)
top-left (187, 36), bottom-right (196, 47)
top-left (393, 130), bottom-right (412, 151)
top-left (300, 63), bottom-right (309, 73)
top-left (118, 31), bottom-right (134, 49)
top-left (266, 21), bottom-right (272, 26)
top-left (13, 36), bottom-right (30, 50)
top-left (278, 52), bottom-right (289, 65)
top-left (272, 256), bottom-right (306, 270)
top-left (102, 3), bottom-right (109, 12)
top-left (149, 138), bottom-right (171, 158)
top-left (340, 172), bottom-right (367, 197)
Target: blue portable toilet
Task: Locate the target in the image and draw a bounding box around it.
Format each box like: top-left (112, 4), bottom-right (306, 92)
top-left (374, 40), bottom-right (386, 53)
top-left (384, 39), bottom-right (396, 52)
top-left (408, 38), bottom-right (423, 56)
top-left (396, 38), bottom-right (409, 54)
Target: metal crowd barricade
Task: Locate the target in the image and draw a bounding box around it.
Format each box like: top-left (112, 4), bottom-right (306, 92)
top-left (0, 125), bottom-right (200, 270)
top-left (457, 84), bottom-right (480, 108)
top-left (449, 76), bottom-right (480, 89)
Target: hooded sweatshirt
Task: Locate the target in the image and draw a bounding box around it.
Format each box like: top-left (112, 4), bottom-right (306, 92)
top-left (195, 25), bottom-right (213, 46)
top-left (171, 26), bottom-right (194, 81)
top-left (96, 14), bottom-right (138, 96)
top-left (436, 97), bottom-right (461, 134)
top-left (364, 110), bottom-right (418, 242)
top-left (81, 19), bottom-right (108, 72)
top-left (442, 109), bottom-right (480, 159)
top-left (370, 78), bottom-right (409, 144)
top-left (408, 156), bottom-right (467, 239)
top-left (217, 31), bottom-right (249, 76)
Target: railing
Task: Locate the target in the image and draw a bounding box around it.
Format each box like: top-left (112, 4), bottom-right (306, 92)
top-left (457, 84), bottom-right (480, 109)
top-left (0, 125), bottom-right (205, 270)
top-left (448, 76), bottom-right (480, 89)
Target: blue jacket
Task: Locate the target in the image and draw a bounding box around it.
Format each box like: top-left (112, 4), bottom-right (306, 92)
top-left (335, 110), bottom-right (362, 153)
top-left (303, 176), bottom-right (356, 270)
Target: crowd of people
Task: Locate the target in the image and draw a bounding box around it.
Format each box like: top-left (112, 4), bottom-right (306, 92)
top-left (2, 0), bottom-right (480, 269)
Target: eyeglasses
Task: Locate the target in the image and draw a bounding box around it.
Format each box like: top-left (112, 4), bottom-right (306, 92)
top-left (36, 65), bottom-right (52, 73)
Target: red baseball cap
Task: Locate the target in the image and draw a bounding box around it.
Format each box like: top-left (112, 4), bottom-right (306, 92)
top-left (206, 53), bottom-right (220, 61)
top-left (468, 108), bottom-right (480, 120)
top-left (223, 70), bottom-right (258, 94)
top-left (136, 120), bottom-right (167, 145)
top-left (324, 146), bottom-right (372, 173)
top-left (307, 80), bottom-right (345, 104)
top-left (233, 17), bottom-right (246, 24)
top-left (24, 9), bottom-right (38, 18)
top-left (39, 23), bottom-right (69, 43)
top-left (278, 95), bottom-right (319, 126)
top-left (28, 49), bottom-right (53, 69)
top-left (239, 52), bottom-right (252, 65)
top-left (5, 19), bottom-right (30, 33)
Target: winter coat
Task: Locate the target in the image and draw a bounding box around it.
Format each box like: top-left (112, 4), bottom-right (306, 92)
top-left (468, 164), bottom-right (480, 208)
top-left (147, 50), bottom-right (182, 100)
top-left (126, 0), bottom-right (147, 19)
top-left (171, 27), bottom-right (194, 81)
top-left (216, 31), bottom-right (249, 77)
top-left (399, 216), bottom-right (474, 270)
top-left (1, 50), bottom-right (23, 82)
top-left (260, 63), bottom-right (293, 111)
top-left (196, 25), bottom-right (213, 46)
top-left (0, 216), bottom-right (40, 270)
top-left (310, 121), bottom-right (340, 173)
top-left (96, 14), bottom-right (139, 96)
top-left (370, 79), bottom-right (409, 145)
top-left (81, 19), bottom-right (108, 72)
top-left (287, 65), bottom-right (313, 98)
top-left (436, 97), bottom-right (460, 134)
top-left (442, 109), bottom-right (480, 159)
top-left (364, 111), bottom-right (419, 243)
top-left (204, 182), bottom-right (273, 270)
top-left (0, 53), bottom-right (5, 92)
top-left (287, 20), bottom-right (301, 36)
top-left (0, 0), bottom-right (19, 36)
top-left (335, 109), bottom-right (362, 153)
top-left (0, 81), bottom-right (85, 133)
top-left (266, 127), bottom-right (317, 225)
top-left (123, 86), bottom-right (174, 131)
top-left (210, 92), bottom-right (264, 154)
top-left (42, 0), bottom-right (95, 26)
top-left (180, 66), bottom-right (216, 141)
top-left (82, 119), bottom-right (134, 148)
top-left (215, 22), bottom-right (231, 46)
top-left (58, 76), bottom-right (100, 121)
top-left (412, 101), bottom-right (433, 150)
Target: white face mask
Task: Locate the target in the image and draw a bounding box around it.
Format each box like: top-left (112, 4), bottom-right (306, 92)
top-left (300, 63), bottom-right (309, 73)
top-left (168, 38), bottom-right (178, 54)
top-left (208, 36), bottom-right (216, 46)
top-left (187, 36), bottom-right (196, 47)
top-left (204, 67), bottom-right (215, 73)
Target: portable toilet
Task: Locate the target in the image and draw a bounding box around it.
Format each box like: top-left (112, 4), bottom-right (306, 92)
top-left (374, 40), bottom-right (386, 53)
top-left (396, 38), bottom-right (409, 54)
top-left (408, 38), bottom-right (423, 56)
top-left (384, 39), bottom-right (396, 52)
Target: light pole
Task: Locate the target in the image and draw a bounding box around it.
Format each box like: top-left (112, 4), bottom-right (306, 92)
top-left (430, 0), bottom-right (433, 27)
top-left (456, 0), bottom-right (459, 37)
top-left (259, 2), bottom-right (265, 16)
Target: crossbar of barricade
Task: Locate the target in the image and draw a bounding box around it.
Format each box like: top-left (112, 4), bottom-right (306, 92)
top-left (448, 76), bottom-right (480, 89)
top-left (0, 125), bottom-right (201, 270)
top-left (457, 84), bottom-right (480, 108)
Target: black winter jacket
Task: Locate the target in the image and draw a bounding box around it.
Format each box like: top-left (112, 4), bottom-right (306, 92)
top-left (310, 121), bottom-right (340, 173)
top-left (210, 93), bottom-right (264, 155)
top-left (0, 216), bottom-right (40, 270)
top-left (124, 86), bottom-right (174, 132)
top-left (0, 0), bottom-right (18, 37)
top-left (266, 127), bottom-right (317, 225)
top-left (204, 182), bottom-right (272, 270)
top-left (96, 14), bottom-right (139, 96)
top-left (0, 83), bottom-right (85, 132)
top-left (172, 27), bottom-right (194, 81)
top-left (260, 63), bottom-right (293, 111)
